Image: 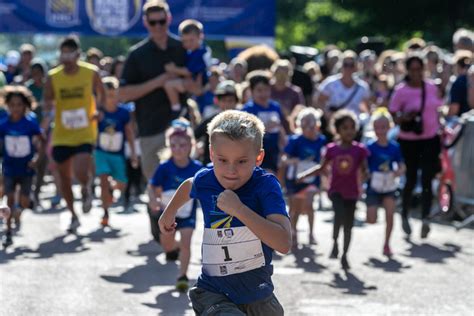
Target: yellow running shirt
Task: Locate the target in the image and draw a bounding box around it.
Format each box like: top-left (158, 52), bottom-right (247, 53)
top-left (49, 61), bottom-right (98, 146)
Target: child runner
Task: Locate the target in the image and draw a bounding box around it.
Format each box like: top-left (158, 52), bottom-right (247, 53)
top-left (365, 108), bottom-right (405, 256)
top-left (283, 107), bottom-right (326, 248)
top-left (164, 19), bottom-right (212, 114)
top-left (95, 77), bottom-right (138, 226)
top-left (242, 70), bottom-right (287, 175)
top-left (298, 110), bottom-right (369, 270)
top-left (148, 118), bottom-right (202, 292)
top-left (159, 110), bottom-right (290, 315)
top-left (0, 86), bottom-right (43, 247)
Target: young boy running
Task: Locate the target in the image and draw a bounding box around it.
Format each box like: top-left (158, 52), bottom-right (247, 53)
top-left (159, 110), bottom-right (290, 315)
top-left (95, 77), bottom-right (138, 226)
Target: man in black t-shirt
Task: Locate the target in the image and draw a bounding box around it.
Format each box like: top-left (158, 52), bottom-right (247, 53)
top-left (119, 0), bottom-right (186, 244)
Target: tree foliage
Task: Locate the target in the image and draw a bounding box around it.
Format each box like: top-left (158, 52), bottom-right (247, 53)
top-left (276, 0), bottom-right (474, 51)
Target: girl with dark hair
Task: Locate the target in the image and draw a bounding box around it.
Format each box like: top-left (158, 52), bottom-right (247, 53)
top-left (389, 54), bottom-right (443, 239)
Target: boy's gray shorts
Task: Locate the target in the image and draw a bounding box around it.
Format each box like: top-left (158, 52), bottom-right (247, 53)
top-left (189, 286), bottom-right (284, 316)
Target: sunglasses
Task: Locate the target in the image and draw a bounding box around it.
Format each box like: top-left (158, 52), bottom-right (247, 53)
top-left (147, 18), bottom-right (167, 26)
top-left (343, 62), bottom-right (355, 68)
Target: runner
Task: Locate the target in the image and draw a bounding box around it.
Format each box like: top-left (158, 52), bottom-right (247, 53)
top-left (95, 77), bottom-right (138, 226)
top-left (43, 35), bottom-right (105, 231)
top-left (298, 110), bottom-right (369, 270)
top-left (159, 110), bottom-right (289, 315)
top-left (0, 86), bottom-right (43, 247)
top-left (148, 119), bottom-right (202, 292)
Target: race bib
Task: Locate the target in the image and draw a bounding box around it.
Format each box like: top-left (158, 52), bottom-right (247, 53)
top-left (297, 160), bottom-right (318, 184)
top-left (370, 171), bottom-right (399, 193)
top-left (202, 226), bottom-right (265, 277)
top-left (99, 132), bottom-right (123, 152)
top-left (61, 108), bottom-right (89, 129)
top-left (161, 190), bottom-right (193, 219)
top-left (5, 135), bottom-right (31, 158)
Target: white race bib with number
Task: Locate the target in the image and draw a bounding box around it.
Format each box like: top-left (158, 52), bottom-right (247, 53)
top-left (5, 135), bottom-right (31, 158)
top-left (61, 108), bottom-right (89, 129)
top-left (202, 226), bottom-right (265, 277)
top-left (161, 190), bottom-right (193, 218)
top-left (297, 160), bottom-right (318, 184)
top-left (370, 171), bottom-right (399, 193)
top-left (99, 132), bottom-right (123, 152)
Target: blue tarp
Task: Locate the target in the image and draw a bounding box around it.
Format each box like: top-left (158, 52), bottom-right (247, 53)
top-left (0, 0), bottom-right (275, 39)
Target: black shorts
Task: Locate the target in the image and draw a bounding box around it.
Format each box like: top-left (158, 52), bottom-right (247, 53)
top-left (4, 176), bottom-right (33, 196)
top-left (52, 144), bottom-right (94, 164)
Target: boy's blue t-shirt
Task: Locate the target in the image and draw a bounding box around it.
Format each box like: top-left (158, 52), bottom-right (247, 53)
top-left (284, 134), bottom-right (326, 185)
top-left (241, 100), bottom-right (284, 171)
top-left (96, 105), bottom-right (130, 154)
top-left (190, 166), bottom-right (288, 304)
top-left (0, 116), bottom-right (41, 177)
top-left (187, 44), bottom-right (212, 85)
top-left (367, 140), bottom-right (403, 173)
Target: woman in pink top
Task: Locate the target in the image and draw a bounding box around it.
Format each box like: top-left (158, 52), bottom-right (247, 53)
top-left (389, 55), bottom-right (443, 239)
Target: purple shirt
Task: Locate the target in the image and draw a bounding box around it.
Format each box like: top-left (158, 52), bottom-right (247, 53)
top-left (389, 81), bottom-right (442, 140)
top-left (325, 141), bottom-right (369, 200)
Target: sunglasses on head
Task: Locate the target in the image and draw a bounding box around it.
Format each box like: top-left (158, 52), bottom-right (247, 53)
top-left (147, 18), bottom-right (167, 26)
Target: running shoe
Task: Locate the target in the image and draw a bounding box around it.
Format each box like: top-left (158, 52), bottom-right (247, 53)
top-left (68, 216), bottom-right (80, 232)
top-left (2, 232), bottom-right (12, 247)
top-left (82, 187), bottom-right (93, 214)
top-left (383, 244), bottom-right (393, 257)
top-left (341, 255), bottom-right (350, 270)
top-left (101, 215), bottom-right (109, 227)
top-left (421, 221), bottom-right (431, 239)
top-left (51, 195), bottom-right (62, 207)
top-left (176, 275), bottom-right (189, 292)
top-left (330, 243), bottom-right (339, 259)
top-left (402, 217), bottom-right (412, 236)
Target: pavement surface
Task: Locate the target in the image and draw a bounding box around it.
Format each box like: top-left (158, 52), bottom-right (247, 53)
top-left (1, 181), bottom-right (473, 316)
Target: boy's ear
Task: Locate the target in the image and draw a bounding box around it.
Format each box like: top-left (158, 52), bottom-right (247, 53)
top-left (255, 149), bottom-right (265, 167)
top-left (209, 145), bottom-right (214, 162)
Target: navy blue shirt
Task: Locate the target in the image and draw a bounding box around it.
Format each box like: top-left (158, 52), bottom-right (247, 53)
top-left (0, 116), bottom-right (41, 177)
top-left (96, 105), bottom-right (130, 154)
top-left (367, 140), bottom-right (403, 173)
top-left (242, 100), bottom-right (284, 171)
top-left (187, 44), bottom-right (212, 85)
top-left (190, 167), bottom-right (288, 304)
top-left (450, 74), bottom-right (470, 115)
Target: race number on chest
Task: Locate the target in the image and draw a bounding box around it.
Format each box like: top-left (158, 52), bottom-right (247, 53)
top-left (202, 226), bottom-right (265, 277)
top-left (61, 108), bottom-right (89, 129)
top-left (5, 135), bottom-right (31, 158)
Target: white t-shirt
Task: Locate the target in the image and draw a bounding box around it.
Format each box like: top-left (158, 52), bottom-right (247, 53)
top-left (318, 74), bottom-right (370, 114)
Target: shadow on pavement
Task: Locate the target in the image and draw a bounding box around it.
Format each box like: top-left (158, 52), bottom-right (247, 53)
top-left (101, 241), bottom-right (178, 294)
top-left (328, 271), bottom-right (377, 295)
top-left (0, 246), bottom-right (34, 264)
top-left (33, 234), bottom-right (90, 259)
top-left (86, 227), bottom-right (125, 243)
top-left (143, 287), bottom-right (193, 314)
top-left (404, 241), bottom-right (462, 264)
top-left (364, 257), bottom-right (412, 273)
top-left (292, 244), bottom-right (327, 273)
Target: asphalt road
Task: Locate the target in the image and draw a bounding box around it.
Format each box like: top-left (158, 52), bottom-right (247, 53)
top-left (1, 182), bottom-right (473, 315)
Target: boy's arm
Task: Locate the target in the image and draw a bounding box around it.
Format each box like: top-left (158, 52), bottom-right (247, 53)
top-left (165, 63), bottom-right (192, 77)
top-left (297, 157), bottom-right (329, 180)
top-left (147, 184), bottom-right (163, 212)
top-left (217, 190), bottom-right (292, 254)
top-left (124, 122), bottom-right (138, 168)
top-left (41, 77), bottom-right (55, 131)
top-left (158, 178), bottom-right (193, 234)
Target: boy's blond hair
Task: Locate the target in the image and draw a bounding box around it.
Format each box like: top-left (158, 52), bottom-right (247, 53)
top-left (207, 110), bottom-right (265, 152)
top-left (179, 19), bottom-right (203, 36)
top-left (371, 107), bottom-right (394, 128)
top-left (102, 76), bottom-right (120, 90)
top-left (295, 107), bottom-right (322, 129)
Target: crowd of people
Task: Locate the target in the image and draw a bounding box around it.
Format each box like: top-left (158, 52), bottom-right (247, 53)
top-left (1, 0), bottom-right (474, 314)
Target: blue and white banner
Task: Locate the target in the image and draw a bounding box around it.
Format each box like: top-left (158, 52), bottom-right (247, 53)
top-left (0, 0), bottom-right (275, 39)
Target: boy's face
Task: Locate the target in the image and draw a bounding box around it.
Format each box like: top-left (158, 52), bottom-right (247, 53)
top-left (170, 135), bottom-right (192, 161)
top-left (105, 88), bottom-right (119, 107)
top-left (210, 134), bottom-right (264, 190)
top-left (8, 96), bottom-right (27, 120)
top-left (300, 116), bottom-right (319, 139)
top-left (216, 95), bottom-right (238, 110)
top-left (252, 82), bottom-right (271, 106)
top-left (181, 32), bottom-right (201, 51)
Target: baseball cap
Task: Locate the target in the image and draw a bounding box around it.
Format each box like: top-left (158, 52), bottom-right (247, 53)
top-left (5, 50), bottom-right (20, 67)
top-left (215, 80), bottom-right (237, 96)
